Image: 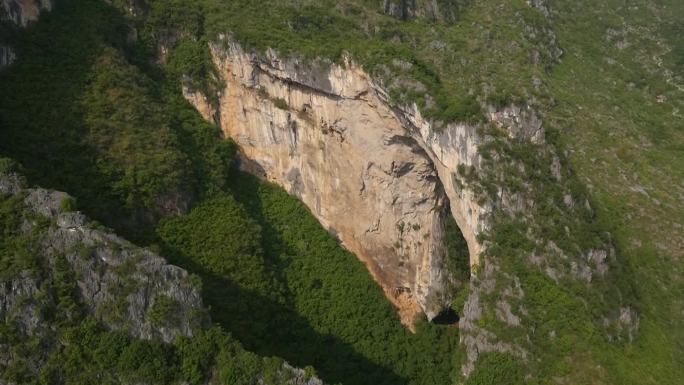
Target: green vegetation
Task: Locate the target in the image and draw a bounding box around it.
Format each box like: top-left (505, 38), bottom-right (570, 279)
top-left (1, 2), bottom-right (463, 385)
top-left (543, 1), bottom-right (684, 384)
top-left (0, 0), bottom-right (235, 243)
top-left (157, 175), bottom-right (460, 385)
top-left (443, 214), bottom-right (471, 296)
top-left (464, 353), bottom-right (525, 385)
top-left (0, 193), bottom-right (41, 281)
top-left (1, 0), bottom-right (682, 384)
top-left (148, 295), bottom-right (182, 328)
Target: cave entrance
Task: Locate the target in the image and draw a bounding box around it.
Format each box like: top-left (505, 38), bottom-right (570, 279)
top-left (432, 308), bottom-right (460, 325)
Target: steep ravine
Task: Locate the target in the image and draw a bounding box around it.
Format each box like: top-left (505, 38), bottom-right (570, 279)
top-left (184, 38), bottom-right (522, 325)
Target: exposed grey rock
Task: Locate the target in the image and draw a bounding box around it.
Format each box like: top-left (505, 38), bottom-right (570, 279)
top-left (0, 272), bottom-right (42, 337)
top-left (382, 0), bottom-right (460, 23)
top-left (587, 249), bottom-right (609, 276)
top-left (617, 306), bottom-right (640, 341)
top-left (0, 172), bottom-right (24, 195)
top-left (487, 104), bottom-right (545, 144)
top-left (549, 155), bottom-right (562, 181)
top-left (56, 211), bottom-right (86, 229)
top-left (47, 226), bottom-right (206, 343)
top-left (0, 45), bottom-right (15, 70)
top-left (496, 300), bottom-right (520, 326)
top-left (604, 306), bottom-right (640, 342)
top-left (24, 188), bottom-right (69, 218)
top-left (280, 363), bottom-right (325, 385)
top-left (0, 171), bottom-right (207, 344)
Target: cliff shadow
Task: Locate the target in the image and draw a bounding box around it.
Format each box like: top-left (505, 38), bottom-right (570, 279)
top-left (0, 0), bottom-right (163, 242)
top-left (222, 170), bottom-right (411, 385)
top-left (161, 242), bottom-right (409, 385)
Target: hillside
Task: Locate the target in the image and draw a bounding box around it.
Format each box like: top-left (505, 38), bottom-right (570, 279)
top-left (0, 1), bottom-right (681, 385)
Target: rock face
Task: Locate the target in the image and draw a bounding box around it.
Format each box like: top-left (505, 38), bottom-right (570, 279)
top-left (1, 0), bottom-right (54, 27)
top-left (185, 38), bottom-right (500, 324)
top-left (0, 45), bottom-right (14, 68)
top-left (382, 0), bottom-right (462, 22)
top-left (1, 0), bottom-right (55, 70)
top-left (0, 170), bottom-right (206, 344)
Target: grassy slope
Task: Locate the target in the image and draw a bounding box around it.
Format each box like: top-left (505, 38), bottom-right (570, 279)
top-left (548, 1), bottom-right (683, 384)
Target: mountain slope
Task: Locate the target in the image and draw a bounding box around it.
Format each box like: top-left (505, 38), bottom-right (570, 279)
top-left (0, 160), bottom-right (325, 385)
top-left (0, 1), bottom-right (681, 385)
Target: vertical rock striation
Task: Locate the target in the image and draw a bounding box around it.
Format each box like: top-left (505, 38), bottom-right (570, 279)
top-left (0, 45), bottom-right (14, 68)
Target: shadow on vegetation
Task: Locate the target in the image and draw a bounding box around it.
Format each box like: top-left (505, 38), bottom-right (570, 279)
top-left (0, 1), bottom-right (145, 236)
top-left (0, 3), bottom-right (458, 385)
top-left (162, 242), bottom-right (408, 385)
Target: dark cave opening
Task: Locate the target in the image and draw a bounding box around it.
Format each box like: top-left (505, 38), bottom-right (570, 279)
top-left (432, 308), bottom-right (460, 325)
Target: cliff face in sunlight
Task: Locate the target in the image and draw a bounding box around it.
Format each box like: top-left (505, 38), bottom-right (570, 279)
top-left (184, 39), bottom-right (550, 327)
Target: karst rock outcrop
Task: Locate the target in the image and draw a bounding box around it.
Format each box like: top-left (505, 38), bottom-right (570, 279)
top-left (185, 38), bottom-right (540, 325)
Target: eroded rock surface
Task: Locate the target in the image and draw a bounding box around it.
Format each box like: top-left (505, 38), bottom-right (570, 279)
top-left (382, 0), bottom-right (462, 22)
top-left (185, 38), bottom-right (499, 324)
top-left (0, 170), bottom-right (206, 344)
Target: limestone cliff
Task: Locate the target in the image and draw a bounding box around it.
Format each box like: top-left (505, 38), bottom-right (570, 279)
top-left (184, 38), bottom-right (499, 324)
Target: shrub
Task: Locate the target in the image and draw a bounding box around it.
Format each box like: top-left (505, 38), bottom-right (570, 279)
top-left (59, 196), bottom-right (77, 212)
top-left (148, 295), bottom-right (181, 328)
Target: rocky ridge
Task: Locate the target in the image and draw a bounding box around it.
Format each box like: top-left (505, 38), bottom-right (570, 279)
top-left (0, 167), bottom-right (206, 344)
top-left (0, 164), bottom-right (325, 385)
